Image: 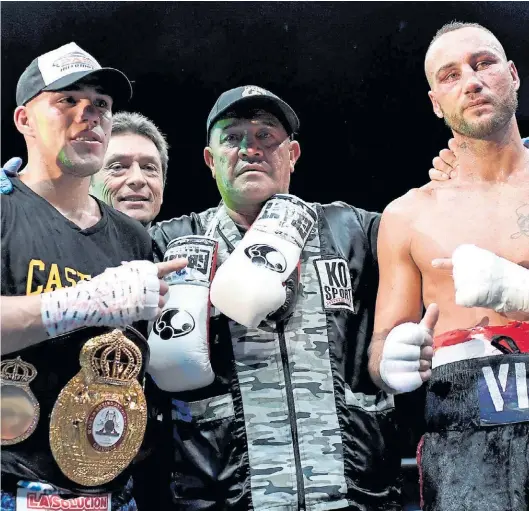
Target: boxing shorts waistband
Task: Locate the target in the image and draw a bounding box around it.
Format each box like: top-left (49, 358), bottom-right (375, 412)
top-left (425, 352), bottom-right (529, 431)
top-left (432, 321), bottom-right (529, 368)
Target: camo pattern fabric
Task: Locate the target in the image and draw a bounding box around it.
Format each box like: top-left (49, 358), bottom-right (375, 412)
top-left (197, 205), bottom-right (350, 510)
top-left (155, 203), bottom-right (398, 511)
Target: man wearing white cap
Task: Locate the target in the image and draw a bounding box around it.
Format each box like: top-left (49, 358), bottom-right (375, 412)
top-left (0, 42), bottom-right (185, 510)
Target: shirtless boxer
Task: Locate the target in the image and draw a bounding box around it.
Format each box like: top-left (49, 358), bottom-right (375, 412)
top-left (368, 22), bottom-right (529, 511)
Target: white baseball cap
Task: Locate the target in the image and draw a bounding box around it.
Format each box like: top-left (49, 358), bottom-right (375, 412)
top-left (16, 42), bottom-right (132, 106)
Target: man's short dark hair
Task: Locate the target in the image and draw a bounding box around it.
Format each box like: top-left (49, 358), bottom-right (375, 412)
top-left (426, 21), bottom-right (507, 60)
top-left (112, 111), bottom-right (169, 183)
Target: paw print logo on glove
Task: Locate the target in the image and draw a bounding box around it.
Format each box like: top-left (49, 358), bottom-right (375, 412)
top-left (244, 244), bottom-right (287, 273)
top-left (153, 308), bottom-right (195, 340)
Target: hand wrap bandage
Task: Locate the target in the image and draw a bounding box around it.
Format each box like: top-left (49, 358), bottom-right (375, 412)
top-left (41, 261), bottom-right (160, 337)
top-left (380, 322), bottom-right (433, 393)
top-left (452, 244), bottom-right (529, 314)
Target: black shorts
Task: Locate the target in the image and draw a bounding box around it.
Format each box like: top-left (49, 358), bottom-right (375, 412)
top-left (418, 353), bottom-right (529, 511)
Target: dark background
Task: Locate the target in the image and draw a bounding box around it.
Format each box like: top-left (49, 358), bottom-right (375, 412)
top-left (2, 4), bottom-right (528, 508)
top-left (2, 2), bottom-right (529, 223)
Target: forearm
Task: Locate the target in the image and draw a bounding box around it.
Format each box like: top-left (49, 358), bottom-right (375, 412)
top-left (368, 332), bottom-right (394, 392)
top-left (371, 197), bottom-right (427, 393)
top-left (1, 295), bottom-right (50, 354)
top-left (1, 260), bottom-right (180, 356)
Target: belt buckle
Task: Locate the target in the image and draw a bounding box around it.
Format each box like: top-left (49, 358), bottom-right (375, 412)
top-left (50, 329), bottom-right (147, 486)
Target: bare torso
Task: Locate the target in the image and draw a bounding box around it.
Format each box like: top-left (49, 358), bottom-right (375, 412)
top-left (409, 174), bottom-right (529, 335)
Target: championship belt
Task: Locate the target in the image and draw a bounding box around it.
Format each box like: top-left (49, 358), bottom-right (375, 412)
top-left (1, 357), bottom-right (40, 445)
top-left (49, 329), bottom-right (147, 487)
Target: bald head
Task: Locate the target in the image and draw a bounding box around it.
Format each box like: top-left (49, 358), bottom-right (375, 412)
top-left (425, 23), bottom-right (508, 88)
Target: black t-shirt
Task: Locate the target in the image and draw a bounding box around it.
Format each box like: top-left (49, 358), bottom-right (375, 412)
top-left (0, 179), bottom-right (154, 495)
top-left (1, 179), bottom-right (153, 297)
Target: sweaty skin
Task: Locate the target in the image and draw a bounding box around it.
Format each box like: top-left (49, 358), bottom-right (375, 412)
top-left (389, 174), bottom-right (529, 334)
top-left (369, 26), bottom-right (529, 389)
top-left (205, 112), bottom-right (300, 225)
top-left (368, 151), bottom-right (529, 392)
top-left (214, 153), bottom-right (237, 210)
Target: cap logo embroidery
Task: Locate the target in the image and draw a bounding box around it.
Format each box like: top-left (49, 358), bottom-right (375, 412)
top-left (52, 51), bottom-right (98, 73)
top-left (36, 43), bottom-right (102, 87)
top-left (242, 86), bottom-right (268, 97)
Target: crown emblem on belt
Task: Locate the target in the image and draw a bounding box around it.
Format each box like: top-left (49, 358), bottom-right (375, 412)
top-left (50, 328), bottom-right (147, 486)
top-left (1, 357), bottom-right (37, 385)
top-left (1, 357), bottom-right (40, 446)
top-left (81, 329), bottom-right (142, 385)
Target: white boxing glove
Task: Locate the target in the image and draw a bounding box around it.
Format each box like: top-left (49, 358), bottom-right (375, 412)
top-left (380, 306), bottom-right (437, 393)
top-left (148, 236), bottom-right (218, 392)
top-left (452, 244), bottom-right (529, 313)
top-left (210, 194), bottom-right (317, 328)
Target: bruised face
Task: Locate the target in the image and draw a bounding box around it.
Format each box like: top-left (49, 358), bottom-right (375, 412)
top-left (20, 83), bottom-right (113, 176)
top-left (204, 110), bottom-right (300, 210)
top-left (426, 27), bottom-right (519, 139)
top-left (90, 133), bottom-right (164, 225)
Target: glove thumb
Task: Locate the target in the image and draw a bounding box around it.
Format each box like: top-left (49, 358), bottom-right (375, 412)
top-left (419, 303), bottom-right (440, 332)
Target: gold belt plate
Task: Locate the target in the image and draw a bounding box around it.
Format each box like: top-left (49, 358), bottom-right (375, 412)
top-left (50, 330), bottom-right (147, 486)
top-left (1, 357), bottom-right (40, 445)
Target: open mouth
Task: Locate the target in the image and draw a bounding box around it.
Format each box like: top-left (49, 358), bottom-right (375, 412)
top-left (72, 131), bottom-right (103, 144)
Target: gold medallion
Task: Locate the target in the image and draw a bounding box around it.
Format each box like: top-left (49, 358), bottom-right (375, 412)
top-left (49, 329), bottom-right (147, 486)
top-left (1, 357), bottom-right (40, 445)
